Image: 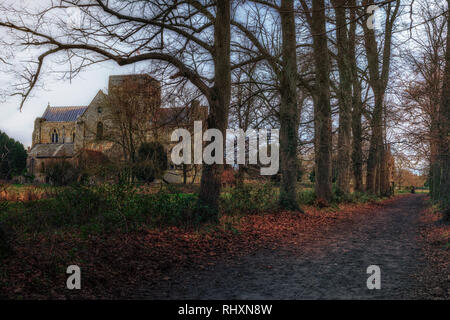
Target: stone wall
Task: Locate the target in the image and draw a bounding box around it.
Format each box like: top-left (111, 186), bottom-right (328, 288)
top-left (34, 121), bottom-right (76, 145)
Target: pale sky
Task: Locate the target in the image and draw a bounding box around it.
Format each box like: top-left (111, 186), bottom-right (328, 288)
top-left (0, 62), bottom-right (139, 148)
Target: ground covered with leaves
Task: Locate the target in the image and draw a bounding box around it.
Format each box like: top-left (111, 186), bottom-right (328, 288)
top-left (0, 194), bottom-right (447, 299)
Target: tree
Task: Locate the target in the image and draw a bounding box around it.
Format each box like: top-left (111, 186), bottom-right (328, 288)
top-left (311, 0), bottom-right (333, 203)
top-left (439, 0), bottom-right (450, 220)
top-left (361, 0), bottom-right (400, 195)
top-left (332, 0), bottom-right (353, 194)
top-left (135, 142), bottom-right (168, 183)
top-left (0, 0), bottom-right (233, 220)
top-left (99, 75), bottom-right (162, 177)
top-left (232, 0), bottom-right (304, 210)
top-left (349, 0), bottom-right (364, 192)
top-left (41, 159), bottom-right (79, 186)
top-left (0, 131), bottom-right (27, 180)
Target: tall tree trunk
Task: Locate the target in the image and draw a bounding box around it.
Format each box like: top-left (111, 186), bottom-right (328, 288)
top-left (362, 0), bottom-right (399, 195)
top-left (333, 0), bottom-right (352, 194)
top-left (278, 0), bottom-right (301, 210)
top-left (439, 2), bottom-right (450, 220)
top-left (312, 0), bottom-right (333, 203)
top-left (349, 0), bottom-right (363, 192)
top-left (363, 19), bottom-right (383, 194)
top-left (199, 1), bottom-right (231, 219)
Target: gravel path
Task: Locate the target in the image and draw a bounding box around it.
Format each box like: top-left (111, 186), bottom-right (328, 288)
top-left (134, 195), bottom-right (440, 299)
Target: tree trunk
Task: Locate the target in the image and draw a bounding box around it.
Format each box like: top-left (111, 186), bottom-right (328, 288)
top-left (312, 0), bottom-right (333, 203)
top-left (199, 0), bottom-right (231, 220)
top-left (333, 0), bottom-right (352, 194)
top-left (439, 2), bottom-right (450, 221)
top-left (278, 0), bottom-right (301, 210)
top-left (362, 0), bottom-right (399, 195)
top-left (363, 24), bottom-right (384, 195)
top-left (349, 0), bottom-right (363, 192)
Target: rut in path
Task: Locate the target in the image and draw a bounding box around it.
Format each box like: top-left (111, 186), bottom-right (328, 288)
top-left (134, 195), bottom-right (430, 299)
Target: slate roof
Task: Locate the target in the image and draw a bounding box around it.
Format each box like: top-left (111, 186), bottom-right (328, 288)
top-left (28, 144), bottom-right (75, 158)
top-left (42, 106), bottom-right (87, 122)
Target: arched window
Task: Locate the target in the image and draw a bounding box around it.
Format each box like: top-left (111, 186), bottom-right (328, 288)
top-left (72, 132), bottom-right (76, 143)
top-left (96, 122), bottom-right (104, 139)
top-left (51, 129), bottom-right (59, 143)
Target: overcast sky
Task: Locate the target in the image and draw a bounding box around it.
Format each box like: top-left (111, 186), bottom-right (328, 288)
top-left (0, 61), bottom-right (139, 148)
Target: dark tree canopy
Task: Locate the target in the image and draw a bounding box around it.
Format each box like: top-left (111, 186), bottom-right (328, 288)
top-left (0, 131), bottom-right (27, 180)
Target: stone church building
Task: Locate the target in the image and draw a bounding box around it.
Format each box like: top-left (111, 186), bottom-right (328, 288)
top-left (27, 74), bottom-right (207, 183)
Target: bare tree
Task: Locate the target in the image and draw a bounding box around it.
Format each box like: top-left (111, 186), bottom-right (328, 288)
top-left (311, 0), bottom-right (333, 203)
top-left (440, 0), bottom-right (450, 220)
top-left (332, 0), bottom-right (353, 194)
top-left (0, 0), bottom-right (234, 219)
top-left (361, 0), bottom-right (400, 195)
top-left (232, 0), bottom-right (304, 210)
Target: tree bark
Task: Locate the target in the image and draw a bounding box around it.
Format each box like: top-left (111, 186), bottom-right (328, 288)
top-left (278, 0), bottom-right (301, 210)
top-left (199, 0), bottom-right (231, 219)
top-left (363, 19), bottom-right (383, 195)
top-left (312, 0), bottom-right (333, 203)
top-left (362, 0), bottom-right (399, 195)
top-left (349, 0), bottom-right (363, 192)
top-left (333, 0), bottom-right (352, 194)
top-left (439, 2), bottom-right (450, 220)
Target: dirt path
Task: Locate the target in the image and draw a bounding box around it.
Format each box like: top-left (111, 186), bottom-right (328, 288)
top-left (133, 195), bottom-right (446, 299)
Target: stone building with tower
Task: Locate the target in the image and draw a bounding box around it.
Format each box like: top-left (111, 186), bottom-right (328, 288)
top-left (27, 74), bottom-right (208, 183)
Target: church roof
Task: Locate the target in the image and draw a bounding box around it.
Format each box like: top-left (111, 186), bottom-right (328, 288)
top-left (42, 106), bottom-right (88, 122)
top-left (28, 144), bottom-right (75, 158)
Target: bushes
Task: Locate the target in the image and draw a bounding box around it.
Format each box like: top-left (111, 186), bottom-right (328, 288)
top-left (0, 183), bottom-right (204, 234)
top-left (220, 183), bottom-right (278, 215)
top-left (134, 142), bottom-right (168, 183)
top-left (41, 160), bottom-right (79, 186)
top-left (297, 188), bottom-right (378, 206)
top-left (297, 189), bottom-right (316, 206)
top-left (332, 189), bottom-right (378, 204)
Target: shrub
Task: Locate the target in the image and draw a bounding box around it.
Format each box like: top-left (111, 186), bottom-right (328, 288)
top-left (0, 183), bottom-right (207, 234)
top-left (220, 183), bottom-right (278, 215)
top-left (297, 189), bottom-right (316, 206)
top-left (41, 160), bottom-right (79, 186)
top-left (134, 142), bottom-right (168, 183)
top-left (332, 189), bottom-right (377, 204)
top-left (145, 191), bottom-right (203, 227)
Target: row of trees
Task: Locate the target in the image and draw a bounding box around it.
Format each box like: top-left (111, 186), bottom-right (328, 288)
top-left (0, 0), bottom-right (448, 220)
top-left (396, 0), bottom-right (449, 219)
